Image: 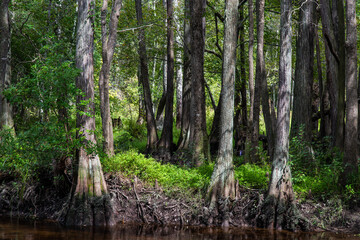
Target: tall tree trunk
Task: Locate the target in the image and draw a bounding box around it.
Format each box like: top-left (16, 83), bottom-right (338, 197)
top-left (234, 4), bottom-right (247, 155)
top-left (190, 0), bottom-right (210, 165)
top-left (135, 0), bottom-right (158, 152)
top-left (177, 0), bottom-right (191, 150)
top-left (208, 0), bottom-right (238, 227)
top-left (257, 0), bottom-right (275, 159)
top-left (250, 0), bottom-right (264, 163)
top-left (174, 0), bottom-right (182, 129)
top-left (332, 0), bottom-right (345, 151)
top-left (137, 68), bottom-right (145, 124)
top-left (0, 0), bottom-right (14, 131)
top-left (65, 0), bottom-right (113, 226)
top-left (316, 12), bottom-right (329, 139)
top-left (245, 0), bottom-right (255, 163)
top-left (158, 0), bottom-right (175, 156)
top-left (258, 0), bottom-right (304, 230)
top-left (320, 0), bottom-right (345, 150)
top-left (99, 0), bottom-right (122, 156)
top-left (342, 0), bottom-right (358, 185)
top-left (320, 0), bottom-right (338, 145)
top-left (291, 0), bottom-right (315, 142)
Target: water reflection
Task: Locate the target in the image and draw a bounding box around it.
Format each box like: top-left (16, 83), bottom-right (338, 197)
top-left (0, 218), bottom-right (359, 240)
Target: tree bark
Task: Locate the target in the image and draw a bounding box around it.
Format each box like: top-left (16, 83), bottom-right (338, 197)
top-left (258, 0), bottom-right (305, 231)
top-left (135, 0), bottom-right (158, 152)
top-left (177, 0), bottom-right (191, 150)
top-left (320, 0), bottom-right (345, 150)
top-left (316, 11), bottom-right (330, 139)
top-left (234, 4), bottom-right (247, 155)
top-left (0, 0), bottom-right (14, 131)
top-left (208, 0), bottom-right (238, 227)
top-left (257, 0), bottom-right (275, 160)
top-left (99, 0), bottom-right (122, 156)
top-left (158, 0), bottom-right (175, 157)
top-left (190, 0), bottom-right (210, 165)
top-left (342, 0), bottom-right (358, 185)
top-left (65, 0), bottom-right (114, 227)
top-left (332, 0), bottom-right (345, 151)
top-left (291, 0), bottom-right (315, 143)
top-left (245, 0), bottom-right (255, 163)
top-left (250, 0), bottom-right (264, 163)
top-left (174, 0), bottom-right (182, 129)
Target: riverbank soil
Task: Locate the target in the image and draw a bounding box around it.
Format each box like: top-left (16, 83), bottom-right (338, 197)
top-left (0, 171), bottom-right (360, 234)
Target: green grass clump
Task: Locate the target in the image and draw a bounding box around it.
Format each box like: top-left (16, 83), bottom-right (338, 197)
top-left (235, 163), bottom-right (270, 189)
top-left (102, 150), bottom-right (213, 192)
top-left (103, 150), bottom-right (273, 193)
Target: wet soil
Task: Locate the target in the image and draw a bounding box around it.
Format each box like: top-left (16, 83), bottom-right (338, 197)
top-left (1, 171), bottom-right (360, 235)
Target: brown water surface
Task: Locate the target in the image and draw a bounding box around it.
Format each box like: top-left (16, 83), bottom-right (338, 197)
top-left (0, 217), bottom-right (359, 240)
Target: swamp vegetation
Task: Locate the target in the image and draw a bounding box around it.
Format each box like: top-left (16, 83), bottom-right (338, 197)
top-left (1, 0), bottom-right (360, 235)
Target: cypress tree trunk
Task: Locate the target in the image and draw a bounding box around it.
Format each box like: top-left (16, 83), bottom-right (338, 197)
top-left (258, 0), bottom-right (306, 230)
top-left (316, 12), bottom-right (330, 139)
top-left (208, 0), bottom-right (238, 227)
top-left (177, 0), bottom-right (191, 150)
top-left (320, 0), bottom-right (345, 150)
top-left (174, 0), bottom-right (182, 129)
top-left (245, 0), bottom-right (255, 163)
top-left (234, 4), bottom-right (247, 155)
top-left (342, 0), bottom-right (358, 185)
top-left (99, 0), bottom-right (122, 156)
top-left (65, 0), bottom-right (114, 226)
top-left (257, 0), bottom-right (275, 159)
top-left (158, 0), bottom-right (175, 157)
top-left (291, 0), bottom-right (315, 142)
top-left (332, 0), bottom-right (345, 151)
top-left (190, 0), bottom-right (210, 165)
top-left (0, 0), bottom-right (14, 131)
top-left (135, 0), bottom-right (158, 152)
top-left (250, 0), bottom-right (266, 163)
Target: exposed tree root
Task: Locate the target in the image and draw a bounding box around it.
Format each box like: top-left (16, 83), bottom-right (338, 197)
top-left (3, 173), bottom-right (360, 234)
top-left (257, 195), bottom-right (309, 231)
top-left (63, 193), bottom-right (114, 227)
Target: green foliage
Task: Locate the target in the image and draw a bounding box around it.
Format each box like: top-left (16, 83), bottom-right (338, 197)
top-left (235, 162), bottom-right (270, 189)
top-left (290, 131), bottom-right (345, 200)
top-left (0, 122), bottom-right (78, 184)
top-left (113, 119), bottom-right (147, 152)
top-left (102, 150), bottom-right (212, 193)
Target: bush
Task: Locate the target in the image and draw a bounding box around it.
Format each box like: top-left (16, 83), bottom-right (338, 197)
top-left (102, 150), bottom-right (212, 193)
top-left (235, 163), bottom-right (270, 189)
top-left (113, 119), bottom-right (147, 153)
top-left (0, 122), bottom-right (77, 184)
top-left (289, 130), bottom-right (346, 200)
top-left (102, 150), bottom-right (273, 194)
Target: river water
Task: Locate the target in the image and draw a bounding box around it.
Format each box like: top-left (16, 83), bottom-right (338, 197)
top-left (0, 217), bottom-right (359, 240)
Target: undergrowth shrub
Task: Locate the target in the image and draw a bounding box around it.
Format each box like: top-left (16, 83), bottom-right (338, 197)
top-left (102, 150), bottom-right (213, 193)
top-left (0, 122), bottom-right (77, 185)
top-left (102, 150), bottom-right (272, 195)
top-left (235, 163), bottom-right (270, 189)
top-left (290, 129), bottom-right (345, 200)
top-left (113, 119), bottom-right (147, 152)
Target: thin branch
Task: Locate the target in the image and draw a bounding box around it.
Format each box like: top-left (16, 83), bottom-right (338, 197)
top-left (117, 23), bottom-right (154, 33)
top-left (206, 1), bottom-right (224, 22)
top-left (205, 49), bottom-right (222, 60)
top-left (205, 79), bottom-right (217, 110)
top-left (215, 14), bottom-right (223, 55)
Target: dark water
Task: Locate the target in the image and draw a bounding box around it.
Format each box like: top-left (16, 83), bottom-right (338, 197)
top-left (0, 218), bottom-right (359, 240)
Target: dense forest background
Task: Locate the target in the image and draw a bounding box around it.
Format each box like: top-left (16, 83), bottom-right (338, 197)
top-left (1, 0), bottom-right (360, 230)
